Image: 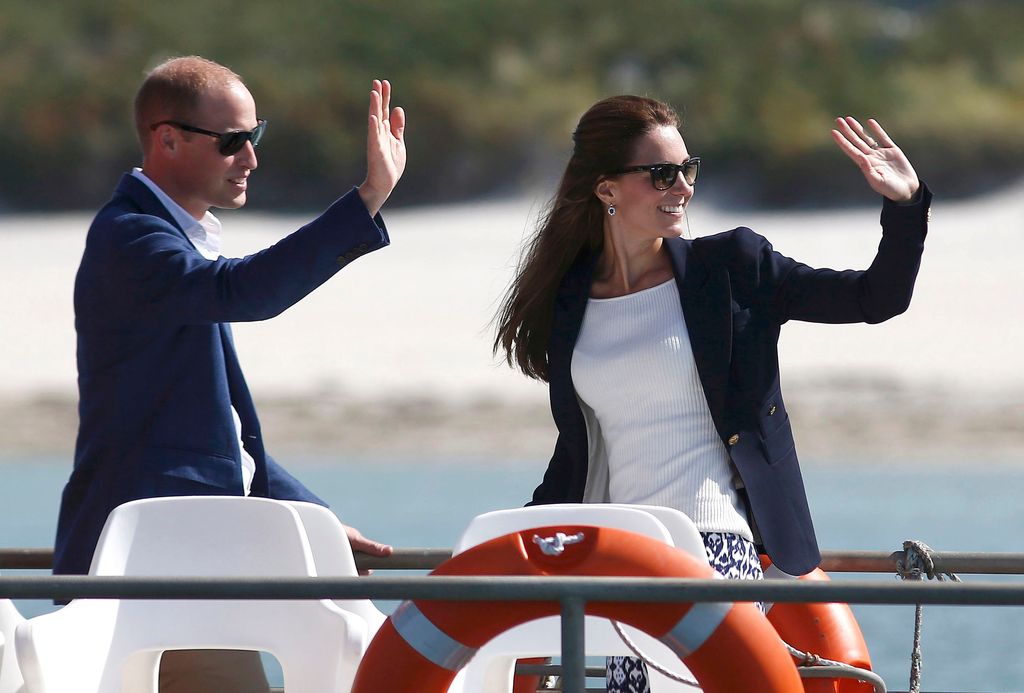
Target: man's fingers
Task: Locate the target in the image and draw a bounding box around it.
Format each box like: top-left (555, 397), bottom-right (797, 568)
top-left (381, 79), bottom-right (391, 122)
top-left (368, 86), bottom-right (382, 125)
top-left (346, 525), bottom-right (394, 556)
top-left (391, 106), bottom-right (406, 139)
top-left (365, 540), bottom-right (394, 557)
top-left (354, 538), bottom-right (393, 557)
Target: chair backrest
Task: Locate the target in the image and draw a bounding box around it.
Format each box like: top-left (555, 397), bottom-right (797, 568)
top-left (283, 502), bottom-right (359, 576)
top-left (603, 504), bottom-right (707, 561)
top-left (283, 502), bottom-right (386, 632)
top-left (16, 586), bottom-right (369, 693)
top-left (0, 594), bottom-right (26, 693)
top-left (19, 497), bottom-right (372, 693)
top-left (88, 496), bottom-right (316, 577)
top-left (452, 504), bottom-right (675, 555)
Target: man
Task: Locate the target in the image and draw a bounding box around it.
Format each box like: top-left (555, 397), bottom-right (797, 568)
top-left (54, 56), bottom-right (406, 691)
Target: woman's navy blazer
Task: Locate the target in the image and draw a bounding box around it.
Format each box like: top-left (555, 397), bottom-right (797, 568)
top-left (54, 174), bottom-right (389, 576)
top-left (530, 186), bottom-right (931, 576)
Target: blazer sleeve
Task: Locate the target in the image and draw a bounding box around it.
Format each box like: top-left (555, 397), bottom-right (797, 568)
top-left (743, 184), bottom-right (932, 325)
top-left (262, 453), bottom-right (328, 506)
top-left (98, 188), bottom-right (388, 327)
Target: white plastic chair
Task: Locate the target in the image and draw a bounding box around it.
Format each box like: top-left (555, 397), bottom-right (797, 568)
top-left (16, 496), bottom-right (372, 693)
top-left (283, 501), bottom-right (386, 633)
top-left (448, 504), bottom-right (710, 692)
top-left (1, 591), bottom-right (27, 693)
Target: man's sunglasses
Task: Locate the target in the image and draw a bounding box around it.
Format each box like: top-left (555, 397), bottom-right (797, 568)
top-left (612, 157), bottom-right (700, 190)
top-left (150, 119), bottom-right (267, 156)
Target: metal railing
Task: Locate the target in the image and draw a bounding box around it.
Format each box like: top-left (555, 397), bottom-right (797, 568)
top-left (7, 547), bottom-right (1024, 574)
top-left (5, 547), bottom-right (1024, 692)
top-left (5, 573), bottom-right (1024, 692)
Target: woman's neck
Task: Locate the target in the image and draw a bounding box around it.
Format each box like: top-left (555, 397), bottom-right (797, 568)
top-left (591, 231), bottom-right (673, 299)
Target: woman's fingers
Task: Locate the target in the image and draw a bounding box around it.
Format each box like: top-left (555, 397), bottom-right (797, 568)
top-left (837, 116), bottom-right (877, 154)
top-left (867, 118), bottom-right (896, 148)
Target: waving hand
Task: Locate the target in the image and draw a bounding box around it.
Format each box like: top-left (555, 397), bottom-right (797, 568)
top-left (831, 117), bottom-right (919, 203)
top-left (358, 79), bottom-right (407, 216)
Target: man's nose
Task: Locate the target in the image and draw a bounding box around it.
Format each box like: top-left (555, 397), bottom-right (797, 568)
top-left (237, 140), bottom-right (258, 170)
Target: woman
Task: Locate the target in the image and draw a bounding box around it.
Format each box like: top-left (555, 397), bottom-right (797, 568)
top-left (493, 95), bottom-right (929, 692)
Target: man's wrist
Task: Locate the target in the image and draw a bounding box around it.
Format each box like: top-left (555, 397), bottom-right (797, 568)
top-left (357, 183), bottom-right (385, 217)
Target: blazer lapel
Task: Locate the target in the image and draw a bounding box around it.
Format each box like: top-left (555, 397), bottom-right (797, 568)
top-left (665, 237), bottom-right (732, 424)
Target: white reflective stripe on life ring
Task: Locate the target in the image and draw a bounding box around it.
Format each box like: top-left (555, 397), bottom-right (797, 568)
top-left (659, 601), bottom-right (732, 658)
top-left (390, 600), bottom-right (478, 671)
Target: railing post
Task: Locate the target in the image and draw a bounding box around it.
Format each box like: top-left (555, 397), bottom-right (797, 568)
top-left (560, 595), bottom-right (586, 693)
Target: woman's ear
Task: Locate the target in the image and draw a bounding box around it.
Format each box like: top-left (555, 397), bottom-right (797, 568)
top-left (594, 177), bottom-right (616, 207)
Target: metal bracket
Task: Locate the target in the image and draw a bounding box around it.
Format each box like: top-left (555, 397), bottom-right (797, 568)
top-left (532, 531), bottom-right (585, 556)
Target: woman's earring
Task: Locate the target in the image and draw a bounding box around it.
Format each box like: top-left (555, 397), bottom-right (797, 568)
top-left (607, 205), bottom-right (616, 216)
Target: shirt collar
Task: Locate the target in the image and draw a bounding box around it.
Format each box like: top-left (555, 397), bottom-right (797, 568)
top-left (131, 168), bottom-right (223, 260)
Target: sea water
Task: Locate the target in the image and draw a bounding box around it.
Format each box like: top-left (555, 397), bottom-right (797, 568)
top-left (2, 452), bottom-right (1023, 691)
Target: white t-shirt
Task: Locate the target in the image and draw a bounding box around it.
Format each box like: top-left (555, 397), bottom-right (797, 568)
top-left (571, 278), bottom-right (752, 539)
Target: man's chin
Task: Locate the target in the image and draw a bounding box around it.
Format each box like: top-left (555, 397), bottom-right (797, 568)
top-left (215, 193), bottom-right (247, 210)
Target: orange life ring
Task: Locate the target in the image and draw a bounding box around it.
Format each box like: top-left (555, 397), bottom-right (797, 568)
top-left (761, 557), bottom-right (874, 693)
top-left (352, 525), bottom-right (803, 693)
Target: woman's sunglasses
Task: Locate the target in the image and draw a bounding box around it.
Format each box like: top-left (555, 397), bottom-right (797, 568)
top-left (150, 119), bottom-right (267, 156)
top-left (612, 157), bottom-right (700, 190)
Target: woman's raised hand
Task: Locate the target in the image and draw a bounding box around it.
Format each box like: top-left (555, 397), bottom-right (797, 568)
top-left (831, 117), bottom-right (919, 203)
top-left (358, 79), bottom-right (407, 216)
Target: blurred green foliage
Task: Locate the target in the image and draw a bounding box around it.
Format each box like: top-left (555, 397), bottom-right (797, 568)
top-left (1, 0), bottom-right (1022, 210)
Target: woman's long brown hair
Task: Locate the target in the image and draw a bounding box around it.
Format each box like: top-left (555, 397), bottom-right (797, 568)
top-left (493, 95), bottom-right (680, 382)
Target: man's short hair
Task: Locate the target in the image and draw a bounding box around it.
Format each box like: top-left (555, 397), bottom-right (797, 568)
top-left (134, 56), bottom-right (243, 152)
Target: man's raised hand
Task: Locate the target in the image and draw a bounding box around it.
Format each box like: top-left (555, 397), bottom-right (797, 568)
top-left (358, 79), bottom-right (407, 216)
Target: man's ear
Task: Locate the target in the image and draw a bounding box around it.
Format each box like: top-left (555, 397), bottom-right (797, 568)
top-left (162, 130), bottom-right (177, 154)
top-left (152, 125), bottom-right (177, 157)
top-left (594, 177), bottom-right (616, 208)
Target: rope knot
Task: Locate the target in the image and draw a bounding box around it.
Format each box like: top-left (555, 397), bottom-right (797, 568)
top-left (893, 540), bottom-right (961, 583)
top-left (893, 539), bottom-right (961, 693)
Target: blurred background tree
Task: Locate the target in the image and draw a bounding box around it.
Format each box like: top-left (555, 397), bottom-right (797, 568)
top-left (1, 0), bottom-right (1021, 211)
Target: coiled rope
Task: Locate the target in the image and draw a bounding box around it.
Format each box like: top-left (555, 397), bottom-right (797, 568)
top-left (893, 539), bottom-right (961, 693)
top-left (610, 620), bottom-right (887, 692)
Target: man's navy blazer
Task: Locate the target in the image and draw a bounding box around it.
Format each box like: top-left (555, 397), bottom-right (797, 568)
top-left (530, 187), bottom-right (931, 576)
top-left (54, 174), bottom-right (389, 576)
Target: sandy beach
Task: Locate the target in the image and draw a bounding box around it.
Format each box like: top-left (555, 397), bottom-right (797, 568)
top-left (1, 183), bottom-right (1022, 458)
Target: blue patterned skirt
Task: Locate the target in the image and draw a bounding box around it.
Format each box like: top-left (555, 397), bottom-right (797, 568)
top-left (605, 532), bottom-right (764, 693)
